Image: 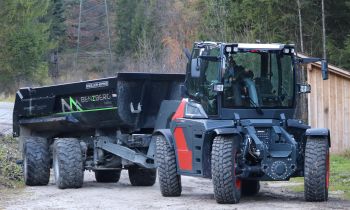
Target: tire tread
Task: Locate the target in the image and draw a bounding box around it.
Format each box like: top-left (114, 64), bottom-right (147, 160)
top-left (304, 137), bottom-right (329, 201)
top-left (211, 135), bottom-right (241, 204)
top-left (156, 135), bottom-right (182, 196)
top-left (54, 138), bottom-right (84, 189)
top-left (24, 137), bottom-right (50, 186)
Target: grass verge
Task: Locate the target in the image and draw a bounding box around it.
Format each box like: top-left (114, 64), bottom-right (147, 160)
top-left (0, 95), bottom-right (15, 102)
top-left (0, 135), bottom-right (23, 189)
top-left (289, 152), bottom-right (350, 200)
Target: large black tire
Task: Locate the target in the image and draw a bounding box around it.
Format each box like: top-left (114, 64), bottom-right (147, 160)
top-left (241, 180), bottom-right (260, 196)
top-left (128, 166), bottom-right (156, 186)
top-left (23, 137), bottom-right (50, 186)
top-left (304, 137), bottom-right (329, 201)
top-left (53, 138), bottom-right (84, 189)
top-left (212, 135), bottom-right (241, 204)
top-left (156, 135), bottom-right (182, 196)
top-left (95, 170), bottom-right (121, 183)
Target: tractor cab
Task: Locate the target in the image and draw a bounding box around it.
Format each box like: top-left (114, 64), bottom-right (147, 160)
top-left (184, 42), bottom-right (327, 119)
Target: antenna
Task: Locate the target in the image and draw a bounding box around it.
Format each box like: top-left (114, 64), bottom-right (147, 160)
top-left (74, 0), bottom-right (113, 78)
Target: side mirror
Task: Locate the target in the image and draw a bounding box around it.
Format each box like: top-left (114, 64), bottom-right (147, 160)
top-left (321, 60), bottom-right (328, 80)
top-left (297, 57), bottom-right (329, 80)
top-left (191, 58), bottom-right (200, 78)
top-left (298, 84), bottom-right (311, 93)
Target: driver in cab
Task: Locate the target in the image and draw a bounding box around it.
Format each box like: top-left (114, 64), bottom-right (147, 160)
top-left (223, 56), bottom-right (255, 107)
top-left (223, 56), bottom-right (253, 84)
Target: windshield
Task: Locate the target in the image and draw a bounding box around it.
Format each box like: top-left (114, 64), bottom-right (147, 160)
top-left (222, 51), bottom-right (294, 108)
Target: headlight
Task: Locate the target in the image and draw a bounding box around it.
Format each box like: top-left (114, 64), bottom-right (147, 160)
top-left (184, 101), bottom-right (208, 119)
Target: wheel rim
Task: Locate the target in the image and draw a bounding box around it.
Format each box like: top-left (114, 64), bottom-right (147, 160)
top-left (326, 150), bottom-right (330, 189)
top-left (235, 179), bottom-right (241, 189)
top-left (234, 149), bottom-right (241, 190)
top-left (23, 154), bottom-right (28, 183)
top-left (53, 151), bottom-right (60, 184)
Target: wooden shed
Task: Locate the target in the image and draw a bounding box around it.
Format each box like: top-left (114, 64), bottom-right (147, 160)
top-left (307, 61), bottom-right (350, 153)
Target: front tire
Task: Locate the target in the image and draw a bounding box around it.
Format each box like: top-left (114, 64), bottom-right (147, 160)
top-left (23, 137), bottom-right (50, 186)
top-left (128, 166), bottom-right (156, 186)
top-left (95, 170), bottom-right (121, 183)
top-left (304, 137), bottom-right (329, 201)
top-left (53, 138), bottom-right (84, 189)
top-left (156, 135), bottom-right (182, 196)
top-left (212, 135), bottom-right (242, 204)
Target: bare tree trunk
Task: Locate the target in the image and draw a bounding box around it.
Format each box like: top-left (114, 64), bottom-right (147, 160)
top-left (321, 0), bottom-right (326, 59)
top-left (297, 0), bottom-right (304, 53)
top-left (295, 0), bottom-right (308, 122)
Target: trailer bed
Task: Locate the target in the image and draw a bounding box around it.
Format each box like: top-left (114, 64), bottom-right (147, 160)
top-left (13, 73), bottom-right (185, 136)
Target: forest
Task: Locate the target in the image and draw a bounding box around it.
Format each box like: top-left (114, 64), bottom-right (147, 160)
top-left (0, 0), bottom-right (350, 94)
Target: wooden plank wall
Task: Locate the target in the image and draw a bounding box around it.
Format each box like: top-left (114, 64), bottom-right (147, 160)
top-left (307, 63), bottom-right (350, 153)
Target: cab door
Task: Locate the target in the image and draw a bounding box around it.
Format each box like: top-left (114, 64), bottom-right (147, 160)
top-left (171, 45), bottom-right (221, 175)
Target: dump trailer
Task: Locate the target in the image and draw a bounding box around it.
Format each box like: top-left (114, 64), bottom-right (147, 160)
top-left (13, 73), bottom-right (184, 189)
top-left (155, 42), bottom-right (331, 204)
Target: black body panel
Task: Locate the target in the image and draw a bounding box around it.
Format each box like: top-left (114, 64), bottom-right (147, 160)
top-left (13, 73), bottom-right (185, 136)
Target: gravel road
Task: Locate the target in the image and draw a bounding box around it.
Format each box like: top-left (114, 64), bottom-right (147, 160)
top-left (0, 102), bottom-right (13, 136)
top-left (1, 171), bottom-right (349, 210)
top-left (1, 102), bottom-right (349, 209)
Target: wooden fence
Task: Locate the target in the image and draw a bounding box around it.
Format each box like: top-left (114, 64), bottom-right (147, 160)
top-left (307, 62), bottom-right (350, 153)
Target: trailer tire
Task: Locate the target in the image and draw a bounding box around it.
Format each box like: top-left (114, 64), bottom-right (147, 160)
top-left (128, 166), bottom-right (156, 186)
top-left (156, 135), bottom-right (182, 196)
top-left (95, 170), bottom-right (121, 183)
top-left (304, 137), bottom-right (329, 201)
top-left (241, 180), bottom-right (260, 196)
top-left (23, 137), bottom-right (50, 186)
top-left (53, 138), bottom-right (84, 189)
top-left (212, 135), bottom-right (241, 204)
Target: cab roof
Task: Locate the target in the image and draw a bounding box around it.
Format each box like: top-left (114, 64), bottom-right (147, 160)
top-left (195, 41), bottom-right (295, 50)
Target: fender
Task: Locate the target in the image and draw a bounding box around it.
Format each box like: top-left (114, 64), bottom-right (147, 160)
top-left (153, 129), bottom-right (174, 147)
top-left (305, 128), bottom-right (331, 147)
top-left (213, 127), bottom-right (240, 135)
top-left (154, 100), bottom-right (181, 130)
top-left (287, 119), bottom-right (311, 130)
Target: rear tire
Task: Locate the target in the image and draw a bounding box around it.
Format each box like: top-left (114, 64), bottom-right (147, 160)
top-left (304, 137), bottom-right (329, 201)
top-left (156, 135), bottom-right (182, 196)
top-left (23, 137), bottom-right (50, 186)
top-left (241, 180), bottom-right (260, 196)
top-left (212, 135), bottom-right (241, 204)
top-left (128, 166), bottom-right (156, 186)
top-left (95, 170), bottom-right (121, 183)
top-left (53, 138), bottom-right (84, 189)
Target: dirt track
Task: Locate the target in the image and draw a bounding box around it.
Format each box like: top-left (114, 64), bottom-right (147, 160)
top-left (0, 171), bottom-right (349, 210)
top-left (1, 102), bottom-right (350, 209)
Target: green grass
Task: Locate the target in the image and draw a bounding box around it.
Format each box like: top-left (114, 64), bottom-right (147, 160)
top-left (0, 95), bottom-right (15, 102)
top-left (289, 153), bottom-right (350, 200)
top-left (0, 136), bottom-right (24, 189)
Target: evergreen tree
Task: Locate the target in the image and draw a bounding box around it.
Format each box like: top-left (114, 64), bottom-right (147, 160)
top-left (47, 0), bottom-right (66, 80)
top-left (48, 0), bottom-right (66, 51)
top-left (115, 0), bottom-right (138, 56)
top-left (0, 0), bottom-right (53, 93)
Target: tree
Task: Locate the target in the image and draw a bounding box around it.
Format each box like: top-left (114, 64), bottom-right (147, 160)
top-left (115, 0), bottom-right (138, 57)
top-left (0, 0), bottom-right (53, 93)
top-left (47, 0), bottom-right (66, 80)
